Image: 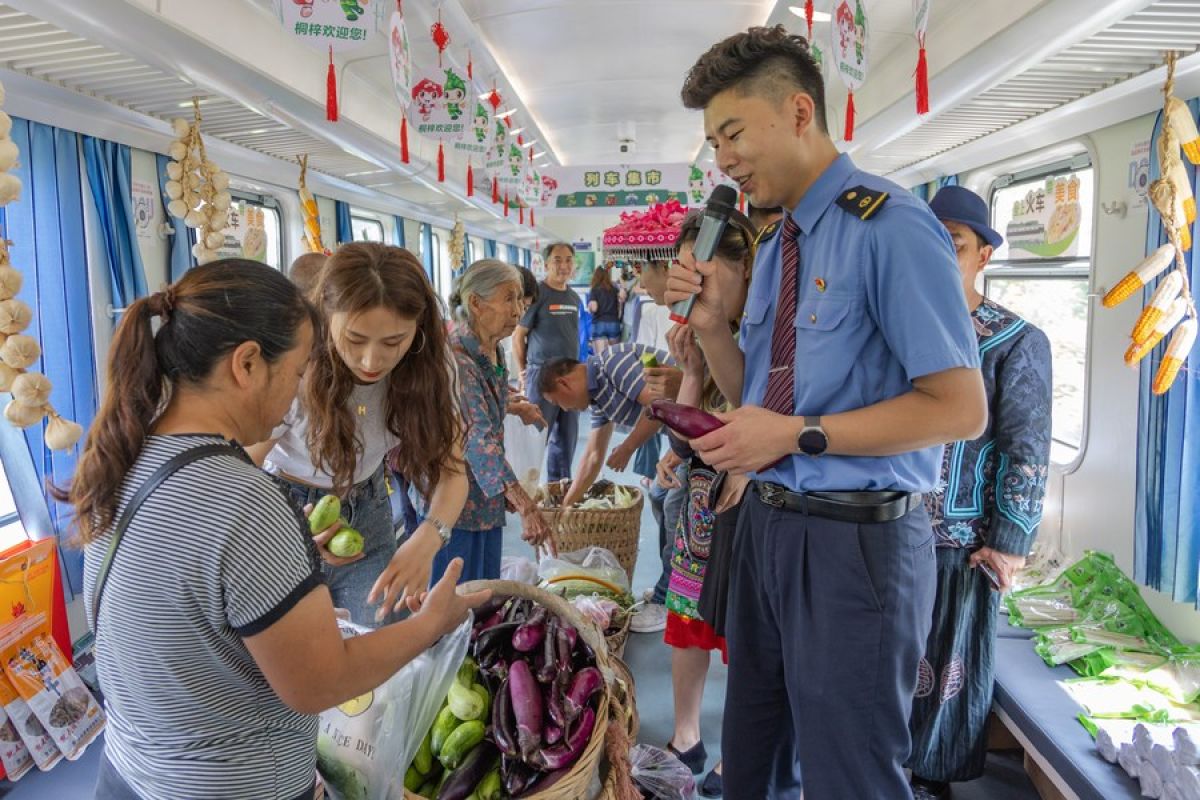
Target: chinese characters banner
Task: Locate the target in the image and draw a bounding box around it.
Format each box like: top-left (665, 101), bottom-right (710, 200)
top-left (274, 0), bottom-right (383, 52)
top-left (542, 164), bottom-right (697, 211)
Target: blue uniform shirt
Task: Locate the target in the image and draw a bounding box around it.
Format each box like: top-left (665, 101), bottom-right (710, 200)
top-left (740, 154), bottom-right (980, 492)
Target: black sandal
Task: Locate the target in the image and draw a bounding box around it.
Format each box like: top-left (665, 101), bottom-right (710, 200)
top-left (666, 740), bottom-right (707, 774)
top-left (698, 767), bottom-right (723, 797)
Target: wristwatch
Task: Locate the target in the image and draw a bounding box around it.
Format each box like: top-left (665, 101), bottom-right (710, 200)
top-left (797, 416), bottom-right (828, 457)
top-left (425, 516), bottom-right (453, 548)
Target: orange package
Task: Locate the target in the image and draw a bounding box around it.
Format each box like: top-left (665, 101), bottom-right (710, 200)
top-left (0, 678), bottom-right (34, 781)
top-left (2, 629), bottom-right (104, 762)
top-left (0, 667), bottom-right (60, 772)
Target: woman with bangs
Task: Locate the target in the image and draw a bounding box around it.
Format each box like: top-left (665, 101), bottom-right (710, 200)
top-left (250, 242), bottom-right (468, 628)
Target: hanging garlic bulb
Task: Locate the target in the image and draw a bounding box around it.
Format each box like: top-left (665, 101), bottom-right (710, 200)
top-left (0, 335), bottom-right (40, 369)
top-left (211, 192), bottom-right (232, 211)
top-left (164, 180), bottom-right (183, 200)
top-left (0, 173), bottom-right (22, 206)
top-left (0, 139), bottom-right (18, 172)
top-left (44, 412), bottom-right (83, 451)
top-left (0, 363), bottom-right (17, 393)
top-left (211, 171), bottom-right (230, 191)
top-left (167, 199), bottom-right (187, 218)
top-left (0, 265), bottom-right (22, 301)
top-left (184, 210), bottom-right (206, 228)
top-left (168, 141), bottom-right (187, 161)
top-left (4, 400), bottom-right (44, 429)
top-left (166, 161), bottom-right (183, 181)
top-left (204, 231), bottom-right (224, 250)
top-left (0, 112), bottom-right (13, 140)
top-left (10, 372), bottom-right (51, 408)
top-left (171, 118), bottom-right (191, 138)
top-left (0, 298), bottom-right (31, 334)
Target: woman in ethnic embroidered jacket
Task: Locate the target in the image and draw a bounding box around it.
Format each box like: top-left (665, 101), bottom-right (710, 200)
top-left (416, 260), bottom-right (554, 583)
top-left (907, 187), bottom-right (1053, 800)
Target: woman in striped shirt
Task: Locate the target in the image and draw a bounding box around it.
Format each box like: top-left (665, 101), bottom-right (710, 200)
top-left (58, 260), bottom-right (488, 800)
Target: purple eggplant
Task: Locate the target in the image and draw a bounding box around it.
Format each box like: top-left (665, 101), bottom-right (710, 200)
top-left (502, 756), bottom-right (540, 797)
top-left (508, 659), bottom-right (544, 760)
top-left (437, 740), bottom-right (498, 800)
top-left (572, 636), bottom-right (597, 670)
top-left (546, 673), bottom-right (568, 728)
top-left (555, 623), bottom-right (575, 673)
top-left (475, 621), bottom-right (519, 661)
top-left (520, 767), bottom-right (571, 797)
top-left (565, 666), bottom-right (603, 721)
top-left (530, 707), bottom-right (595, 771)
top-left (537, 616), bottom-right (558, 684)
top-left (512, 606), bottom-right (547, 652)
top-left (492, 676), bottom-right (518, 757)
top-left (473, 608), bottom-right (504, 636)
top-left (544, 720), bottom-right (564, 746)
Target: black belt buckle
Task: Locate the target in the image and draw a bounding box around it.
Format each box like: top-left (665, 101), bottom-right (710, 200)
top-left (757, 481), bottom-right (787, 509)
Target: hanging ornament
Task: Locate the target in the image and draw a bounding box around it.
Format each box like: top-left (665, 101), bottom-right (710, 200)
top-left (504, 191), bottom-right (510, 217)
top-left (273, 0), bottom-right (382, 122)
top-left (519, 205), bottom-right (525, 225)
top-left (491, 176), bottom-right (500, 204)
top-left (530, 207), bottom-right (536, 228)
top-left (805, 0), bottom-right (815, 39)
top-left (388, 1), bottom-right (413, 162)
top-left (484, 90), bottom-right (506, 203)
top-left (455, 96), bottom-right (495, 189)
top-left (467, 49), bottom-right (473, 82)
top-left (498, 139), bottom-right (528, 201)
top-left (913, 0), bottom-right (932, 115)
top-left (831, 0), bottom-right (869, 141)
top-left (407, 12), bottom-right (466, 183)
top-left (297, 155), bottom-right (327, 255)
top-left (166, 98), bottom-right (232, 266)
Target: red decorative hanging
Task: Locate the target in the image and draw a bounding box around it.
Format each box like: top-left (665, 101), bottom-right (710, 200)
top-left (844, 91), bottom-right (856, 142)
top-left (504, 116), bottom-right (512, 128)
top-left (437, 142), bottom-right (445, 182)
top-left (504, 192), bottom-right (510, 217)
top-left (915, 34), bottom-right (930, 115)
top-left (431, 13), bottom-right (450, 66)
top-left (492, 176), bottom-right (500, 203)
top-left (400, 116), bottom-right (409, 163)
top-left (519, 205), bottom-right (525, 225)
top-left (325, 46), bottom-right (338, 122)
top-left (805, 0), bottom-right (814, 39)
top-left (517, 134), bottom-right (524, 147)
top-left (467, 49), bottom-right (473, 81)
top-left (467, 162), bottom-right (474, 196)
top-left (530, 208), bottom-right (535, 227)
top-left (487, 87), bottom-right (502, 113)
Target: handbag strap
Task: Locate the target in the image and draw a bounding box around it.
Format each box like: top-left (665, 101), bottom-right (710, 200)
top-left (90, 442), bottom-right (248, 633)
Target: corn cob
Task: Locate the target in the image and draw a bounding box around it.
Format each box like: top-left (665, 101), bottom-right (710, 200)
top-left (1174, 190), bottom-right (1193, 252)
top-left (1132, 271), bottom-right (1184, 344)
top-left (1167, 96), bottom-right (1200, 165)
top-left (1125, 297), bottom-right (1189, 365)
top-left (299, 186), bottom-right (319, 219)
top-left (1168, 156), bottom-right (1198, 224)
top-left (1152, 317), bottom-right (1198, 394)
top-left (1103, 244), bottom-right (1176, 308)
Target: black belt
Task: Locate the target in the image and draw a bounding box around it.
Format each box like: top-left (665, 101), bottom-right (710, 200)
top-left (753, 481), bottom-right (923, 524)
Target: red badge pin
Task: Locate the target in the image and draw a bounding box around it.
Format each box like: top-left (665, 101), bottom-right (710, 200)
top-left (815, 278), bottom-right (827, 292)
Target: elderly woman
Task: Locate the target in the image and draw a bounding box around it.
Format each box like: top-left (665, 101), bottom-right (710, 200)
top-left (418, 259), bottom-right (555, 583)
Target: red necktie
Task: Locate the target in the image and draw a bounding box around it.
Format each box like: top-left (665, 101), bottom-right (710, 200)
top-left (761, 215), bottom-right (799, 415)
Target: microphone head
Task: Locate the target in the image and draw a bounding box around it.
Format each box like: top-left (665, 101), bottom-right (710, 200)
top-left (706, 184), bottom-right (738, 213)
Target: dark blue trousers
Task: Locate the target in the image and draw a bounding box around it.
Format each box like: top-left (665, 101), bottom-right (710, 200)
top-left (722, 487), bottom-right (936, 799)
top-left (525, 363), bottom-right (579, 482)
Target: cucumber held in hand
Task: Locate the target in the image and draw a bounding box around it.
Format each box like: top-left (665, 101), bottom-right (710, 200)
top-left (640, 352), bottom-right (659, 368)
top-left (308, 494), bottom-right (341, 534)
top-left (327, 526), bottom-right (364, 558)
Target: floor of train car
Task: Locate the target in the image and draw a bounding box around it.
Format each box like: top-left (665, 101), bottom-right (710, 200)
top-left (1, 428), bottom-right (1043, 799)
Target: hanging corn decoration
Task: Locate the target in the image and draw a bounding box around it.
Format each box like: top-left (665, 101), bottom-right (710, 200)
top-left (1166, 96), bottom-right (1200, 165)
top-left (1104, 244), bottom-right (1176, 308)
top-left (1126, 297), bottom-right (1188, 366)
top-left (1132, 271), bottom-right (1184, 344)
top-left (1153, 318), bottom-right (1198, 394)
top-left (1168, 156), bottom-right (1197, 224)
top-left (297, 155), bottom-right (325, 255)
top-left (164, 99), bottom-right (231, 265)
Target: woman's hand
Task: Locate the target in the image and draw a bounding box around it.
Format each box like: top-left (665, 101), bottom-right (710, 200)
top-left (667, 324), bottom-right (706, 377)
top-left (520, 510), bottom-right (557, 557)
top-left (408, 558), bottom-right (493, 632)
top-left (305, 504), bottom-right (365, 568)
top-left (509, 399), bottom-right (546, 429)
top-left (587, 300), bottom-right (599, 314)
top-left (367, 525), bottom-right (442, 622)
top-left (643, 366), bottom-right (683, 402)
top-left (655, 450), bottom-right (684, 490)
top-left (969, 547), bottom-right (1027, 592)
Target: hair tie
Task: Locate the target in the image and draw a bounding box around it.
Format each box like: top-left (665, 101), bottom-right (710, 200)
top-left (153, 287), bottom-right (177, 321)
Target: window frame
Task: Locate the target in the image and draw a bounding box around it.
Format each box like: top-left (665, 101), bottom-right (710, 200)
top-left (984, 153), bottom-right (1096, 471)
top-left (350, 214), bottom-right (385, 243)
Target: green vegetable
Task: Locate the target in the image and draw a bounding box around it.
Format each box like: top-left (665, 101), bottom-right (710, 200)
top-left (328, 527), bottom-right (364, 557)
top-left (309, 495), bottom-right (341, 534)
top-left (475, 766), bottom-right (503, 800)
top-left (439, 720), bottom-right (486, 770)
top-left (447, 679), bottom-right (485, 721)
top-left (414, 728), bottom-right (434, 775)
top-left (405, 764), bottom-right (424, 792)
top-left (640, 352), bottom-right (658, 368)
top-left (431, 705), bottom-right (459, 755)
top-left (456, 656), bottom-right (477, 687)
top-left (316, 734), bottom-right (368, 800)
top-left (418, 777), bottom-right (439, 797)
top-left (470, 683), bottom-right (490, 721)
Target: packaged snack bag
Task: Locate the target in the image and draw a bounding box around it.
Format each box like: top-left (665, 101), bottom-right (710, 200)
top-left (0, 669), bottom-right (60, 771)
top-left (0, 687), bottom-right (34, 781)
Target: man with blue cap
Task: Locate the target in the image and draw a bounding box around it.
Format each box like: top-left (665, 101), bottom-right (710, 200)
top-left (907, 185), bottom-right (1054, 800)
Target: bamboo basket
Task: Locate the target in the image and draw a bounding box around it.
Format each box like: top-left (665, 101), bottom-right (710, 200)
top-left (598, 657), bottom-right (639, 800)
top-left (539, 483), bottom-right (644, 583)
top-left (604, 611), bottom-right (632, 659)
top-left (405, 580), bottom-right (612, 800)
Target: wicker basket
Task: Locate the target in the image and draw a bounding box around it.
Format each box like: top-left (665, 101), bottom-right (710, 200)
top-left (539, 483), bottom-right (644, 583)
top-left (598, 657), bottom-right (639, 800)
top-left (405, 580), bottom-right (613, 800)
top-left (604, 611), bottom-right (632, 659)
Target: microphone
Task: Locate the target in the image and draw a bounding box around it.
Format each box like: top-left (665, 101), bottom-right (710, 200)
top-left (670, 184), bottom-right (739, 324)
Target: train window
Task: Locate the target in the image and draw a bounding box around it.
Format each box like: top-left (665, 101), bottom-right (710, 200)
top-left (351, 215), bottom-right (385, 242)
top-left (214, 193), bottom-right (283, 269)
top-left (0, 462), bottom-right (24, 553)
top-left (985, 160), bottom-right (1094, 464)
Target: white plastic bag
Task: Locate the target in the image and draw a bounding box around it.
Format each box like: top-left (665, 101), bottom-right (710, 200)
top-left (538, 547), bottom-right (631, 593)
top-left (317, 616), bottom-right (472, 800)
top-left (500, 555), bottom-right (539, 585)
top-left (629, 744), bottom-right (698, 799)
top-left (503, 413), bottom-right (547, 496)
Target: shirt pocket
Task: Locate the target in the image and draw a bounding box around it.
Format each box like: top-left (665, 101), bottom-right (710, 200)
top-left (741, 294), bottom-right (770, 329)
top-left (793, 294), bottom-right (854, 333)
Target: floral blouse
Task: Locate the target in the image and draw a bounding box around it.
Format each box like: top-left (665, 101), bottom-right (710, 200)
top-left (416, 327), bottom-right (515, 531)
top-left (926, 299), bottom-right (1053, 555)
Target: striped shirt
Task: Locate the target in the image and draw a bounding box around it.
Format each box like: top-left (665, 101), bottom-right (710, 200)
top-left (83, 435), bottom-right (323, 800)
top-left (588, 343), bottom-right (669, 430)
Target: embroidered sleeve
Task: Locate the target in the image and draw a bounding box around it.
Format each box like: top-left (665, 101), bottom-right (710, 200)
top-left (988, 327), bottom-right (1054, 555)
top-left (458, 358), bottom-right (515, 499)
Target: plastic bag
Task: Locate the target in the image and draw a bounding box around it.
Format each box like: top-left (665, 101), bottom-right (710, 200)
top-left (317, 616), bottom-right (472, 800)
top-left (500, 555), bottom-right (539, 585)
top-left (504, 412), bottom-right (547, 496)
top-left (539, 547), bottom-right (631, 594)
top-left (629, 744), bottom-right (697, 799)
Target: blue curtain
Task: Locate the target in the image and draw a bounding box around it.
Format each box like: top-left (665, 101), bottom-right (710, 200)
top-left (484, 239), bottom-right (497, 259)
top-left (393, 215), bottom-right (406, 249)
top-left (911, 183), bottom-right (931, 203)
top-left (507, 244), bottom-right (519, 264)
top-left (335, 200), bottom-right (353, 245)
top-left (82, 136), bottom-right (148, 307)
top-left (1135, 97), bottom-right (1200, 605)
top-left (1, 120), bottom-right (99, 596)
top-left (522, 249), bottom-right (532, 269)
top-left (156, 154), bottom-right (193, 282)
top-left (420, 222), bottom-right (434, 278)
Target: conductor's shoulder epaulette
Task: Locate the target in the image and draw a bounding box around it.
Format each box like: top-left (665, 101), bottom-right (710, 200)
top-left (835, 186), bottom-right (889, 221)
top-left (752, 218), bottom-right (782, 247)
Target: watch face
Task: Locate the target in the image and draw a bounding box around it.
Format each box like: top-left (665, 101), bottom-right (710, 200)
top-left (798, 428), bottom-right (827, 456)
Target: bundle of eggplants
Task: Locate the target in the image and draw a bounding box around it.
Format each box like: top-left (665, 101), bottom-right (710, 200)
top-left (470, 593), bottom-right (605, 797)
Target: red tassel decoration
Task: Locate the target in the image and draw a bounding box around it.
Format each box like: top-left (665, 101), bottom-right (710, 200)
top-left (400, 116), bottom-right (409, 163)
top-left (530, 208), bottom-right (535, 227)
top-left (437, 143), bottom-right (445, 182)
top-left (915, 38), bottom-right (930, 115)
top-left (805, 0), bottom-right (814, 39)
top-left (504, 192), bottom-right (510, 217)
top-left (492, 177), bottom-right (499, 203)
top-left (325, 47), bottom-right (338, 122)
top-left (467, 50), bottom-right (473, 81)
top-left (844, 91), bottom-right (856, 142)
top-left (467, 163), bottom-right (474, 197)
top-left (519, 205), bottom-right (525, 225)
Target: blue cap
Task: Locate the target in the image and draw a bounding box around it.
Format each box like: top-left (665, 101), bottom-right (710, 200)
top-left (928, 185), bottom-right (1003, 248)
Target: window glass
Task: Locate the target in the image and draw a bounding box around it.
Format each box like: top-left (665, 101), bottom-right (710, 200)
top-left (351, 215), bottom-right (384, 242)
top-left (0, 460), bottom-right (25, 553)
top-left (213, 195), bottom-right (283, 269)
